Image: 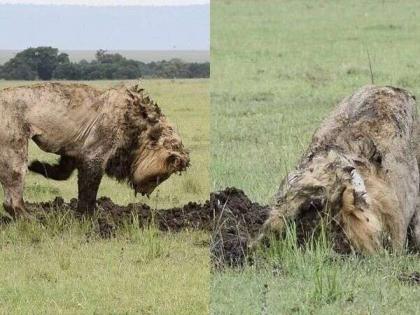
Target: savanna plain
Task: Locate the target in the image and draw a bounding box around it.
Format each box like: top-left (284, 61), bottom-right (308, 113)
top-left (211, 0), bottom-right (420, 314)
top-left (0, 79), bottom-right (209, 314)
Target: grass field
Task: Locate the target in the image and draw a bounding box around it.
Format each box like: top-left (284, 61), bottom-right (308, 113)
top-left (211, 0), bottom-right (420, 313)
top-left (0, 79), bottom-right (209, 314)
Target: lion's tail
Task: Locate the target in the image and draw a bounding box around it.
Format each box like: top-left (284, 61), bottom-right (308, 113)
top-left (28, 156), bottom-right (76, 181)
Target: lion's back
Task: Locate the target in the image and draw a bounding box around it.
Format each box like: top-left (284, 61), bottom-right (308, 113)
top-left (0, 82), bottom-right (102, 114)
top-left (310, 85), bottom-right (418, 222)
top-left (0, 82), bottom-right (106, 153)
top-left (310, 85), bottom-right (417, 152)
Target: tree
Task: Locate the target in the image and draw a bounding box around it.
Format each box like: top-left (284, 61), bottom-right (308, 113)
top-left (57, 53), bottom-right (70, 64)
top-left (0, 47), bottom-right (209, 80)
top-left (0, 47), bottom-right (68, 80)
top-left (1, 58), bottom-right (37, 80)
top-left (53, 63), bottom-right (82, 80)
top-left (188, 62), bottom-right (210, 78)
top-left (95, 49), bottom-right (125, 64)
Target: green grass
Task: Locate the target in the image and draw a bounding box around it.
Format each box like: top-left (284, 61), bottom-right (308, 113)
top-left (211, 0), bottom-right (420, 313)
top-left (0, 79), bottom-right (209, 314)
top-left (212, 237), bottom-right (420, 314)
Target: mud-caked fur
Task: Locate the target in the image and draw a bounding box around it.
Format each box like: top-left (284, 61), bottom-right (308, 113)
top-left (259, 85), bottom-right (420, 253)
top-left (0, 83), bottom-right (189, 217)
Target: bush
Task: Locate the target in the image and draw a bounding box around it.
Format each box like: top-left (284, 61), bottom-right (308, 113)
top-left (0, 47), bottom-right (209, 80)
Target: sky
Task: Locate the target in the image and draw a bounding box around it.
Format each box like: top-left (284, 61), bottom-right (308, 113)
top-left (0, 0), bottom-right (209, 5)
top-left (0, 2), bottom-right (209, 50)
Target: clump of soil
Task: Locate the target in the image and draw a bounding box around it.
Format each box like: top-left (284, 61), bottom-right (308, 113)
top-left (294, 209), bottom-right (352, 255)
top-left (398, 272), bottom-right (420, 285)
top-left (208, 188), bottom-right (270, 268)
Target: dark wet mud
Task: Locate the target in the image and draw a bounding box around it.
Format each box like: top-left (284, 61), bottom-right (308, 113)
top-left (208, 188), bottom-right (270, 268)
top-left (398, 272), bottom-right (420, 285)
top-left (17, 188), bottom-right (269, 268)
top-left (2, 187), bottom-right (354, 268)
top-left (294, 209), bottom-right (352, 255)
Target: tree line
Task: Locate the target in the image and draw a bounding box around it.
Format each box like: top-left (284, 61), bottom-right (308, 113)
top-left (0, 47), bottom-right (210, 80)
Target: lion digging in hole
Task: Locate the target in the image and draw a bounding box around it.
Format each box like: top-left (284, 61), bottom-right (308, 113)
top-left (0, 83), bottom-right (189, 218)
top-left (257, 85), bottom-right (420, 253)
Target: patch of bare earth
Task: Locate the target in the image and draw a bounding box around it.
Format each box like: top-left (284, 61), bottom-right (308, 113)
top-left (0, 188), bottom-right (363, 268)
top-left (0, 188), bottom-right (268, 267)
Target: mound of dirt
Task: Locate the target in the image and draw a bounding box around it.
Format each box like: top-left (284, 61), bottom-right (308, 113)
top-left (20, 187), bottom-right (269, 268)
top-left (208, 188), bottom-right (270, 268)
top-left (5, 187), bottom-right (354, 268)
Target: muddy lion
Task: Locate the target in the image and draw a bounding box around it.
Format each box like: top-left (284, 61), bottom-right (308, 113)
top-left (0, 83), bottom-right (189, 218)
top-left (257, 85), bottom-right (420, 253)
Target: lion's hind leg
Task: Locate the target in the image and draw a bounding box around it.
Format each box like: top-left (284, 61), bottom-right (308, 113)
top-left (0, 147), bottom-right (32, 219)
top-left (408, 197), bottom-right (420, 251)
top-left (2, 180), bottom-right (28, 219)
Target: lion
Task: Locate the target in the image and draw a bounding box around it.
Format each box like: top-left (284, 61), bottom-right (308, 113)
top-left (256, 85), bottom-right (420, 253)
top-left (0, 82), bottom-right (189, 217)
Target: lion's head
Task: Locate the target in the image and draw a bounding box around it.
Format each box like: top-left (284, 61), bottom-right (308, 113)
top-left (105, 84), bottom-right (190, 197)
top-left (262, 149), bottom-right (390, 253)
top-left (274, 150), bottom-right (354, 218)
top-left (132, 117), bottom-right (190, 196)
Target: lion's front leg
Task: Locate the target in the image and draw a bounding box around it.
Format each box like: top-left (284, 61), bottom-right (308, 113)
top-left (77, 161), bottom-right (103, 215)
